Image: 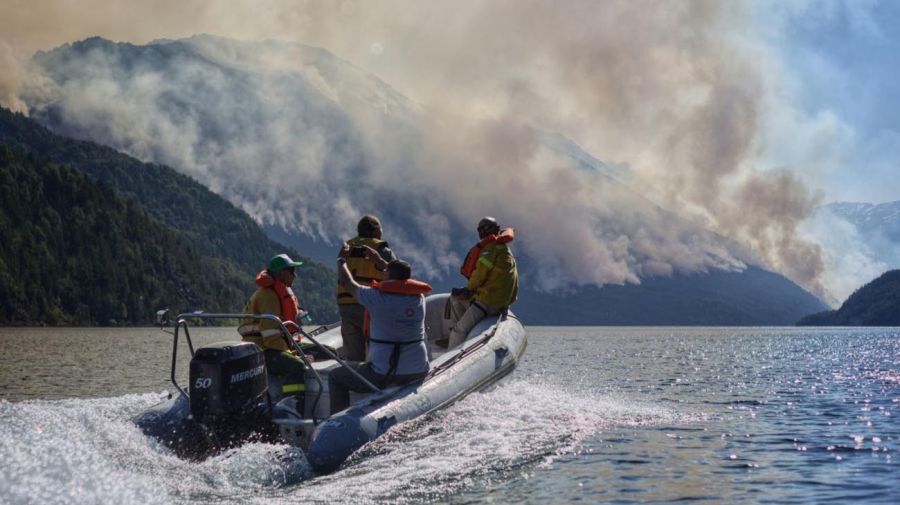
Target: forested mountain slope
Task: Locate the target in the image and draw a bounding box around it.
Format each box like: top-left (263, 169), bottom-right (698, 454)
top-left (0, 147), bottom-right (242, 324)
top-left (798, 270), bottom-right (900, 326)
top-left (0, 108), bottom-right (337, 324)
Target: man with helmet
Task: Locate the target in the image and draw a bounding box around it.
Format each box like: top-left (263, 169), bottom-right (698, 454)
top-left (446, 217), bottom-right (518, 349)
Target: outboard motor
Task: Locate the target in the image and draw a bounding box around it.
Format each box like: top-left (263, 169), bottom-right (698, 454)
top-left (189, 341), bottom-right (271, 445)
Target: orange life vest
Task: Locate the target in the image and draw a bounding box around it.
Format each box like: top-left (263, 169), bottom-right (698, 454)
top-left (363, 279), bottom-right (432, 337)
top-left (371, 279), bottom-right (433, 295)
top-left (255, 270), bottom-right (301, 329)
top-left (460, 228), bottom-right (515, 279)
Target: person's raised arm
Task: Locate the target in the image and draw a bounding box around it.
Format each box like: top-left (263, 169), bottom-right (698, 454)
top-left (337, 243), bottom-right (361, 298)
top-left (361, 245), bottom-right (389, 272)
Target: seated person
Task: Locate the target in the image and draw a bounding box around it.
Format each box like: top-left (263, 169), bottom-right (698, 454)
top-left (446, 217), bottom-right (518, 349)
top-left (329, 253), bottom-right (431, 414)
top-left (238, 253), bottom-right (308, 397)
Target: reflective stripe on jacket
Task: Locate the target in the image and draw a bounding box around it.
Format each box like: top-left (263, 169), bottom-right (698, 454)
top-left (238, 270), bottom-right (301, 351)
top-left (460, 228), bottom-right (515, 279)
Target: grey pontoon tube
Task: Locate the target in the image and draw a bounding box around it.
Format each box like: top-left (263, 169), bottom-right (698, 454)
top-left (425, 314), bottom-right (505, 382)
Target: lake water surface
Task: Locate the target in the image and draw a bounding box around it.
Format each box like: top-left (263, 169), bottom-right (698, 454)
top-left (1, 326), bottom-right (898, 504)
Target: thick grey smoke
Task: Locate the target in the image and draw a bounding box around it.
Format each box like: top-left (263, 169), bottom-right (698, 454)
top-left (0, 41), bottom-right (27, 113)
top-left (0, 0), bottom-right (837, 297)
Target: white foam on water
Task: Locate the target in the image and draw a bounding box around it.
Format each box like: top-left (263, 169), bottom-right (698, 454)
top-left (0, 393), bottom-right (313, 505)
top-left (0, 379), bottom-right (694, 504)
top-left (1, 394), bottom-right (170, 505)
top-left (278, 378), bottom-right (691, 504)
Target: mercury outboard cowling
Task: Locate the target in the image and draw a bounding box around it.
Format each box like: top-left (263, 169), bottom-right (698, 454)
top-left (189, 341), bottom-right (267, 423)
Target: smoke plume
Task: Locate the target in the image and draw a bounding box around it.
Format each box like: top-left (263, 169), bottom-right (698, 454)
top-left (0, 0), bottom-right (839, 298)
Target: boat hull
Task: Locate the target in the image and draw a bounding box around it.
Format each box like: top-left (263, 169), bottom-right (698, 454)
top-left (134, 294), bottom-right (527, 471)
top-left (306, 299), bottom-right (527, 471)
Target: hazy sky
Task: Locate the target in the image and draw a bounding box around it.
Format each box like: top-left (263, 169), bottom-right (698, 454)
top-left (747, 0), bottom-right (900, 204)
top-left (1, 0), bottom-right (896, 205)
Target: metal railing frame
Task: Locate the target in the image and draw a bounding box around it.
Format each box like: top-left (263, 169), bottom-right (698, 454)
top-left (165, 312), bottom-right (382, 423)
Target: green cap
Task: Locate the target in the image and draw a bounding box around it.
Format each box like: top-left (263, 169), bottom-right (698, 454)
top-left (267, 253), bottom-right (303, 272)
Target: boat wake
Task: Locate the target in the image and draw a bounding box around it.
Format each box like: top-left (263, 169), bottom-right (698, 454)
top-left (1, 380), bottom-right (690, 504)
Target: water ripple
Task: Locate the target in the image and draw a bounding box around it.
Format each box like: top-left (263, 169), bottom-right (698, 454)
top-left (0, 326), bottom-right (898, 503)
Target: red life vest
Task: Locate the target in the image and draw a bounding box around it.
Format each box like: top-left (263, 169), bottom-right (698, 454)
top-left (460, 228), bottom-right (515, 279)
top-left (363, 279), bottom-right (432, 337)
top-left (255, 269), bottom-right (301, 326)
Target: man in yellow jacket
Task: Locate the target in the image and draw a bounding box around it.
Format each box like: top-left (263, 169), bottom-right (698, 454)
top-left (238, 253), bottom-right (308, 396)
top-left (447, 217), bottom-right (518, 349)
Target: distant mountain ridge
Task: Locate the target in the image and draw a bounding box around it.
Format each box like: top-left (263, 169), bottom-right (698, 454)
top-left (823, 200), bottom-right (900, 242)
top-left (18, 35), bottom-right (830, 325)
top-left (518, 266), bottom-right (828, 326)
top-left (798, 270), bottom-right (900, 326)
top-left (23, 35), bottom-right (740, 279)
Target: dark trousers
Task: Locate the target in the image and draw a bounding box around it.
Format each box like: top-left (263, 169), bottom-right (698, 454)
top-left (328, 362), bottom-right (426, 414)
top-left (264, 350), bottom-right (307, 395)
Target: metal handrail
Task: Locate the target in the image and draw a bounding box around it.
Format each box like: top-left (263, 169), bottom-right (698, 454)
top-left (168, 318), bottom-right (195, 398)
top-left (166, 312), bottom-right (382, 420)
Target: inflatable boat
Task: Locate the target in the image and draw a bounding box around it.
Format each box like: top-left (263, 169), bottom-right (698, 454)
top-left (134, 293), bottom-right (527, 472)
